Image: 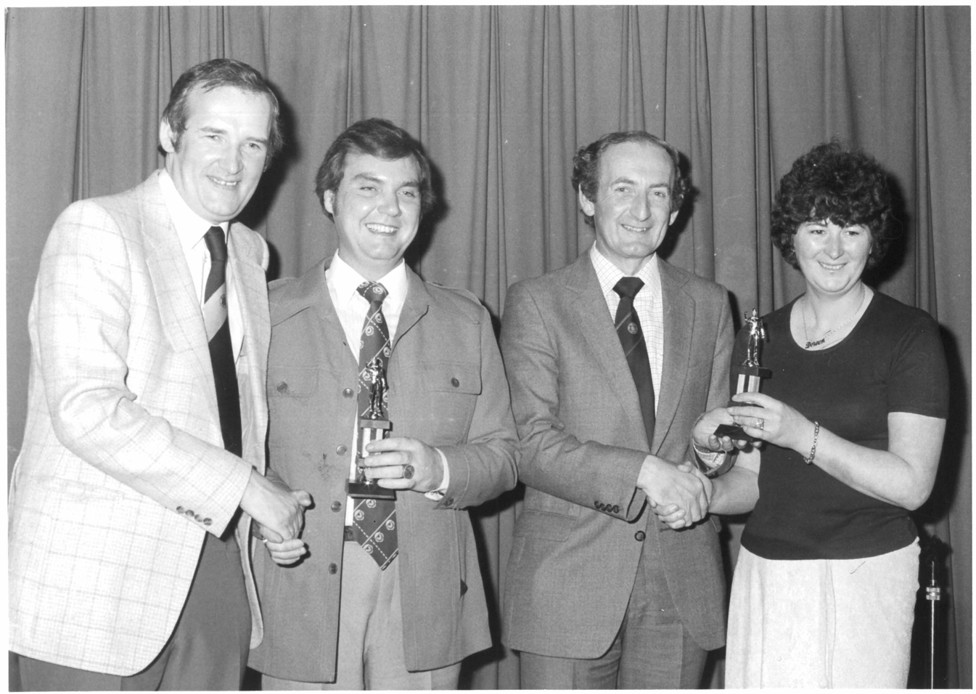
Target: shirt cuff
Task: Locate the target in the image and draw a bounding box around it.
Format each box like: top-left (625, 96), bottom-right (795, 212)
top-left (424, 448), bottom-right (450, 501)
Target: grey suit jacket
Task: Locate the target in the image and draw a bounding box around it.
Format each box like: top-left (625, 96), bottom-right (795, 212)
top-left (248, 260), bottom-right (518, 682)
top-left (8, 171), bottom-right (271, 676)
top-left (500, 251), bottom-right (732, 657)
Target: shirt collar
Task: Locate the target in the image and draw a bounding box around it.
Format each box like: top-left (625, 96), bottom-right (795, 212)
top-left (158, 169), bottom-right (228, 251)
top-left (328, 252), bottom-right (408, 308)
top-left (589, 243), bottom-right (660, 298)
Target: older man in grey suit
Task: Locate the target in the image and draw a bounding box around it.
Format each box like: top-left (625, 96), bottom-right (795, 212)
top-left (9, 59), bottom-right (310, 690)
top-left (500, 130), bottom-right (739, 688)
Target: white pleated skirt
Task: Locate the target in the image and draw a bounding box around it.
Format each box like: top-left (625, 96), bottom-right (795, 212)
top-left (725, 540), bottom-right (920, 688)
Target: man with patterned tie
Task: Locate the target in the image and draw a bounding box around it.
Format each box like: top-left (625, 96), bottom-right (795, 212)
top-left (500, 131), bottom-right (746, 688)
top-left (9, 59), bottom-right (311, 690)
top-left (249, 118), bottom-right (519, 690)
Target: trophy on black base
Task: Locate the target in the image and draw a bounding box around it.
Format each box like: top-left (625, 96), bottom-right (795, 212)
top-left (348, 357), bottom-right (395, 500)
top-left (714, 308), bottom-right (772, 444)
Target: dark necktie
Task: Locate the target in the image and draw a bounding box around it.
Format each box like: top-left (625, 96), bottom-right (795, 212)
top-left (613, 277), bottom-right (656, 448)
top-left (350, 281), bottom-right (398, 570)
top-left (203, 226), bottom-right (242, 457)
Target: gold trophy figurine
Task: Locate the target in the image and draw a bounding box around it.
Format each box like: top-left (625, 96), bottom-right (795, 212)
top-left (348, 357), bottom-right (395, 499)
top-left (714, 308), bottom-right (772, 444)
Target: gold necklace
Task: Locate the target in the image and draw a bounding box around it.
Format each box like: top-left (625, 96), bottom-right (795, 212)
top-left (802, 288), bottom-right (869, 349)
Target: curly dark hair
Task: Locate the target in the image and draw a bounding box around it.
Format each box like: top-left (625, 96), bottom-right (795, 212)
top-left (314, 118), bottom-right (436, 221)
top-left (771, 141), bottom-right (895, 269)
top-left (571, 131), bottom-right (690, 227)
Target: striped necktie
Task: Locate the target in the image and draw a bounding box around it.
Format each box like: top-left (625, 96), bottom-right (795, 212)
top-left (203, 226), bottom-right (241, 457)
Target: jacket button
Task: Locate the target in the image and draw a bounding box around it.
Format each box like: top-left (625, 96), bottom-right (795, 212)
top-left (336, 445), bottom-right (348, 455)
top-left (176, 506), bottom-right (185, 513)
top-left (331, 501), bottom-right (342, 512)
top-left (450, 377), bottom-right (460, 387)
top-left (342, 388), bottom-right (355, 398)
top-left (203, 518), bottom-right (212, 526)
top-left (443, 497), bottom-right (455, 506)
top-left (276, 381), bottom-right (289, 393)
top-left (635, 531), bottom-right (646, 542)
top-left (328, 563), bottom-right (338, 575)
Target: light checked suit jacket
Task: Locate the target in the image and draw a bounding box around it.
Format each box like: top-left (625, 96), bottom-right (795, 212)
top-left (500, 252), bottom-right (732, 658)
top-left (248, 260), bottom-right (519, 683)
top-left (8, 171), bottom-right (271, 676)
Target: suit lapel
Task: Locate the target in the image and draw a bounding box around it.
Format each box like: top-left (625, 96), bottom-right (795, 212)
top-left (393, 267), bottom-right (431, 350)
top-left (566, 256), bottom-right (650, 446)
top-left (139, 175), bottom-right (214, 386)
top-left (654, 261), bottom-right (694, 451)
top-left (275, 260), bottom-right (358, 374)
top-left (227, 228), bottom-right (270, 468)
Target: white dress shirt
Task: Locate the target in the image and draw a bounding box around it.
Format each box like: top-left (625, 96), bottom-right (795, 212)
top-left (158, 169), bottom-right (243, 361)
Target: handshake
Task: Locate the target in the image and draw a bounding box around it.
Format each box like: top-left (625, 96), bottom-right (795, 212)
top-left (638, 456), bottom-right (713, 530)
top-left (639, 406), bottom-right (750, 530)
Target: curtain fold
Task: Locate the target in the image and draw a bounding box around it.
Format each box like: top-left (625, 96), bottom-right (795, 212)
top-left (6, 6), bottom-right (970, 688)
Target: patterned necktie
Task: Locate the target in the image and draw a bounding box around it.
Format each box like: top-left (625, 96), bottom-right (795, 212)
top-left (350, 281), bottom-right (398, 570)
top-left (613, 277), bottom-right (656, 448)
top-left (203, 226), bottom-right (241, 457)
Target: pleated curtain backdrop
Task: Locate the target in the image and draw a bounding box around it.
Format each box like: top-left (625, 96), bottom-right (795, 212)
top-left (6, 5), bottom-right (970, 689)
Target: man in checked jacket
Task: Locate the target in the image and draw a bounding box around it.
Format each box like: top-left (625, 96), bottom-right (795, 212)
top-left (9, 58), bottom-right (310, 690)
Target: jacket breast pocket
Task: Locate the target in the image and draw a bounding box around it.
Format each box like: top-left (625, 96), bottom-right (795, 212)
top-left (267, 366), bottom-right (321, 448)
top-left (415, 361), bottom-right (481, 445)
top-left (268, 366), bottom-right (319, 399)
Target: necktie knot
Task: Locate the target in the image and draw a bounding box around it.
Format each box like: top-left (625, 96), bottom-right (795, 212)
top-left (613, 277), bottom-right (644, 301)
top-left (204, 226), bottom-right (227, 262)
top-left (358, 281), bottom-right (389, 307)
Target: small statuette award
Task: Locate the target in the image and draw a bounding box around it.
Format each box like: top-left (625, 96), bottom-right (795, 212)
top-left (714, 308), bottom-right (772, 444)
top-left (348, 357), bottom-right (395, 500)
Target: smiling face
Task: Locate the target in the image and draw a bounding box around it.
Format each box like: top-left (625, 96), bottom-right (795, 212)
top-left (794, 219), bottom-right (872, 297)
top-left (323, 152), bottom-right (423, 280)
top-left (580, 140), bottom-right (679, 275)
top-left (159, 85), bottom-right (272, 224)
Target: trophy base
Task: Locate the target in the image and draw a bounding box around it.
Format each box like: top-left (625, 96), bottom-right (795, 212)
top-left (347, 480), bottom-right (396, 500)
top-left (714, 423), bottom-right (761, 445)
top-left (715, 361), bottom-right (773, 445)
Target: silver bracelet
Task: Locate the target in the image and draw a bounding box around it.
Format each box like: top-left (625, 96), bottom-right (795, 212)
top-left (803, 421), bottom-right (820, 465)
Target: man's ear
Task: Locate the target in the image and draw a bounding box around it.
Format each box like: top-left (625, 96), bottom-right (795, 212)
top-left (159, 119), bottom-right (177, 155)
top-left (323, 190), bottom-right (336, 216)
top-left (577, 187), bottom-right (595, 217)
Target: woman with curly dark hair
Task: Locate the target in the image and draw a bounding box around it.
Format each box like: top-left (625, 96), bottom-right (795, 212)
top-left (690, 142), bottom-right (949, 686)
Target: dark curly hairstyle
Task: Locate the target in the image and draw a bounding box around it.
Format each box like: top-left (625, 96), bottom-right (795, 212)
top-left (571, 131), bottom-right (690, 227)
top-left (314, 118), bottom-right (436, 221)
top-left (771, 141), bottom-right (895, 269)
